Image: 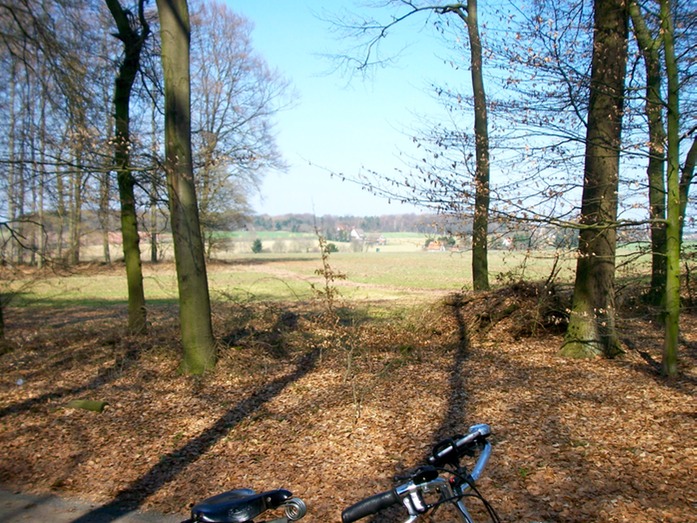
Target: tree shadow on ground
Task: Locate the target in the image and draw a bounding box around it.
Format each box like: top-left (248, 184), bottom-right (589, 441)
top-left (464, 343), bottom-right (694, 522)
top-left (367, 294), bottom-right (471, 523)
top-left (437, 293), bottom-right (471, 437)
top-left (622, 332), bottom-right (697, 391)
top-left (68, 348), bottom-right (320, 523)
top-left (0, 344), bottom-right (141, 420)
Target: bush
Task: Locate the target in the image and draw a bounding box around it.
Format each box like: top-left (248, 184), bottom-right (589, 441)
top-left (251, 239), bottom-right (263, 254)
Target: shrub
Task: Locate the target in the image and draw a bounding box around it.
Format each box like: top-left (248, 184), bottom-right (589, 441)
top-left (251, 239), bottom-right (263, 254)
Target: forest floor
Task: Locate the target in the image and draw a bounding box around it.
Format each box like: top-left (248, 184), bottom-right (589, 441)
top-left (0, 273), bottom-right (695, 522)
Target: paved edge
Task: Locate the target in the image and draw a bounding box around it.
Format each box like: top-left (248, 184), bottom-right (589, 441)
top-left (0, 489), bottom-right (184, 523)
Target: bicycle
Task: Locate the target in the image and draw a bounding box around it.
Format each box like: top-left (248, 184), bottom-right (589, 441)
top-left (181, 423), bottom-right (498, 523)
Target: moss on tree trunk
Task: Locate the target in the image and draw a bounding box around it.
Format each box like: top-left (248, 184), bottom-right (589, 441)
top-left (562, 0), bottom-right (628, 359)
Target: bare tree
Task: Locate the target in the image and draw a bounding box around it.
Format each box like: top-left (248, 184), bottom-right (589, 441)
top-left (334, 0), bottom-right (493, 289)
top-left (0, 0), bottom-right (105, 266)
top-left (442, 1), bottom-right (490, 290)
top-left (188, 0), bottom-right (290, 257)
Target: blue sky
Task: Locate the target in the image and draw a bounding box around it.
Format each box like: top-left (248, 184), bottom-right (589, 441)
top-left (225, 0), bottom-right (466, 217)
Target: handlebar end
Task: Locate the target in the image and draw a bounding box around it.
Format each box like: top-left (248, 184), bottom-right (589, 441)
top-left (341, 489), bottom-right (400, 523)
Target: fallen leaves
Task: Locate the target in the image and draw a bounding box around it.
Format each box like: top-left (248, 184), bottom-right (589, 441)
top-left (0, 291), bottom-right (695, 523)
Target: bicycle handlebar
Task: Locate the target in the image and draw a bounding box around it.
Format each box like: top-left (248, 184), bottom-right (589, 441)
top-left (341, 489), bottom-right (401, 523)
top-left (428, 423), bottom-right (491, 468)
top-left (470, 438), bottom-right (492, 482)
top-left (341, 425), bottom-right (492, 523)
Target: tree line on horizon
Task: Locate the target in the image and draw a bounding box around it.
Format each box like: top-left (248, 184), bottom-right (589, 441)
top-left (252, 212), bottom-right (449, 235)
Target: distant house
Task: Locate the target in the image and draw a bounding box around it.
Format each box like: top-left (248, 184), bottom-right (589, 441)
top-left (364, 234), bottom-right (386, 247)
top-left (350, 228), bottom-right (365, 241)
top-left (426, 240), bottom-right (446, 252)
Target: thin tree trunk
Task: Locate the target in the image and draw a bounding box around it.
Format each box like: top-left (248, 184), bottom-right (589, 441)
top-left (156, 0), bottom-right (216, 374)
top-left (17, 77), bottom-right (27, 265)
top-left (446, 1), bottom-right (490, 291)
top-left (105, 0), bottom-right (150, 335)
top-left (150, 110), bottom-right (159, 264)
top-left (661, 0), bottom-right (680, 377)
top-left (679, 136), bottom-right (696, 242)
top-left (55, 163), bottom-right (66, 261)
top-left (38, 93), bottom-right (46, 268)
top-left (68, 153), bottom-right (82, 266)
top-left (562, 0), bottom-right (628, 359)
top-left (30, 117), bottom-right (38, 267)
top-left (629, 1), bottom-right (667, 305)
top-left (8, 66), bottom-right (18, 264)
top-left (150, 189), bottom-right (159, 264)
top-left (100, 87), bottom-right (112, 265)
top-left (100, 172), bottom-right (112, 265)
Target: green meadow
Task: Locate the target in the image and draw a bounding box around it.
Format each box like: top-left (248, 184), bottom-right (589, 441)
top-left (6, 247), bottom-right (607, 308)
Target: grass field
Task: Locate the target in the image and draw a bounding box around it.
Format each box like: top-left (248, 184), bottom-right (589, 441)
top-left (4, 248), bottom-right (592, 308)
top-left (62, 229), bottom-right (665, 305)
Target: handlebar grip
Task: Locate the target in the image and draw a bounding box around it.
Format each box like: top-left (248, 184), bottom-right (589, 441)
top-left (341, 489), bottom-right (401, 523)
top-left (429, 424), bottom-right (491, 467)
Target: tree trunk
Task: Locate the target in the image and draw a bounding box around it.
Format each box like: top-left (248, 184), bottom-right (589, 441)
top-left (68, 154), bottom-right (82, 266)
top-left (156, 0), bottom-right (216, 374)
top-left (37, 92), bottom-right (46, 268)
top-left (99, 104), bottom-right (112, 266)
top-left (105, 0), bottom-right (150, 335)
top-left (629, 1), bottom-right (667, 305)
top-left (150, 110), bottom-right (160, 264)
top-left (679, 136), bottom-right (696, 242)
top-left (100, 171), bottom-right (112, 265)
top-left (55, 162), bottom-right (67, 261)
top-left (100, 82), bottom-right (112, 265)
top-left (661, 0), bottom-right (680, 377)
top-left (150, 190), bottom-right (159, 264)
top-left (8, 66), bottom-right (18, 264)
top-left (446, 1), bottom-right (490, 291)
top-left (562, 0), bottom-right (628, 359)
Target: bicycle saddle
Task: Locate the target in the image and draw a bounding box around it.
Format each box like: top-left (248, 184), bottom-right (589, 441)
top-left (190, 488), bottom-right (293, 523)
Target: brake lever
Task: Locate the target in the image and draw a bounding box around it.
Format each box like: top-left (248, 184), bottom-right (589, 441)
top-left (412, 466), bottom-right (439, 484)
top-left (394, 464), bottom-right (440, 484)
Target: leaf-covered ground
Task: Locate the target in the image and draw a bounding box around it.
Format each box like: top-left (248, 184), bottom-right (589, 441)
top-left (0, 283), bottom-right (695, 522)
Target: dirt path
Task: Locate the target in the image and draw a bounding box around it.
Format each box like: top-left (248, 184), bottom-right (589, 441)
top-left (0, 489), bottom-right (182, 523)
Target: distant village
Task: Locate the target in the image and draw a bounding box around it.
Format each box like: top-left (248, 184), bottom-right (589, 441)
top-left (248, 212), bottom-right (667, 251)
